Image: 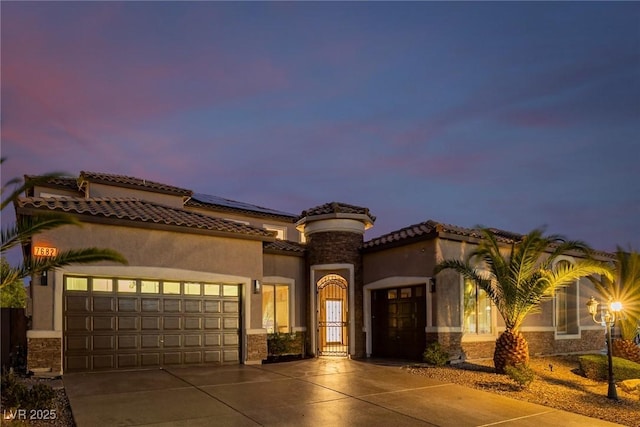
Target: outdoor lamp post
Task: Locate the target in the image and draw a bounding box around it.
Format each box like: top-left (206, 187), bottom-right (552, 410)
top-left (586, 296), bottom-right (622, 400)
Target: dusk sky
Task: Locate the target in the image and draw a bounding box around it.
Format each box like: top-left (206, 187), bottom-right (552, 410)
top-left (2, 2), bottom-right (639, 253)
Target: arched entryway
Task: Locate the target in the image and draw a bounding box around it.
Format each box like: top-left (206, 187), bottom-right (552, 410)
top-left (317, 274), bottom-right (348, 356)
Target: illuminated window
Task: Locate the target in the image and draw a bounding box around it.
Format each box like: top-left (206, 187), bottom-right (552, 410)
top-left (223, 285), bottom-right (239, 297)
top-left (117, 279), bottom-right (137, 293)
top-left (463, 279), bottom-right (493, 335)
top-left (555, 281), bottom-right (579, 335)
top-left (184, 282), bottom-right (201, 295)
top-left (141, 280), bottom-right (160, 294)
top-left (204, 284), bottom-right (220, 296)
top-left (163, 281), bottom-right (180, 294)
top-left (262, 284), bottom-right (290, 333)
top-left (93, 278), bottom-right (113, 292)
top-left (65, 277), bottom-right (88, 291)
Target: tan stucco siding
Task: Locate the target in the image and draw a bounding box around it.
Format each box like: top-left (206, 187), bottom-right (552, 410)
top-left (363, 240), bottom-right (438, 284)
top-left (87, 183), bottom-right (184, 208)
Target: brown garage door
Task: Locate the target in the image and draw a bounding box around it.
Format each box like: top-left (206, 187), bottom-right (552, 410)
top-left (63, 276), bottom-right (241, 372)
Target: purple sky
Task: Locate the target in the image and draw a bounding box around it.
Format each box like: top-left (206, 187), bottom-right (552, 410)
top-left (2, 2), bottom-right (639, 253)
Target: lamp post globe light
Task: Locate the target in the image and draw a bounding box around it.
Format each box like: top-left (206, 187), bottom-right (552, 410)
top-left (586, 296), bottom-right (622, 400)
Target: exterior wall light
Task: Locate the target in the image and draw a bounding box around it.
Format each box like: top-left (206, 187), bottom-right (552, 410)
top-left (586, 296), bottom-right (622, 400)
top-left (253, 279), bottom-right (261, 294)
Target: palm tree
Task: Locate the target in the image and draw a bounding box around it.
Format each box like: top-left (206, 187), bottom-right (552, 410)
top-left (1, 158), bottom-right (127, 289)
top-left (434, 227), bottom-right (613, 373)
top-left (589, 248), bottom-right (640, 363)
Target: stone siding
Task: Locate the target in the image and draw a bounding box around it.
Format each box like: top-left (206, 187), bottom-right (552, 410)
top-left (27, 337), bottom-right (61, 374)
top-left (246, 333), bottom-right (267, 363)
top-left (307, 231), bottom-right (365, 357)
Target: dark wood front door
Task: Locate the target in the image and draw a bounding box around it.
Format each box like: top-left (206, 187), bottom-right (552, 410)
top-left (372, 285), bottom-right (426, 360)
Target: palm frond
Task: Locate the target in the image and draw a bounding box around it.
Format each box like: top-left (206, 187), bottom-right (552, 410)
top-left (2, 214), bottom-right (81, 254)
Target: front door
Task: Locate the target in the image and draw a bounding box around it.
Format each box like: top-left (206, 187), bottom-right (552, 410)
top-left (317, 275), bottom-right (348, 356)
top-left (372, 285), bottom-right (426, 360)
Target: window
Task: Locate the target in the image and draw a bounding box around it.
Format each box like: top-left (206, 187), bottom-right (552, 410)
top-left (163, 281), bottom-right (180, 294)
top-left (555, 281), bottom-right (579, 335)
top-left (463, 279), bottom-right (493, 335)
top-left (92, 278), bottom-right (113, 292)
top-left (65, 277), bottom-right (88, 291)
top-left (184, 282), bottom-right (201, 295)
top-left (141, 280), bottom-right (160, 294)
top-left (204, 283), bottom-right (220, 296)
top-left (117, 279), bottom-right (137, 293)
top-left (262, 284), bottom-right (289, 333)
top-left (264, 224), bottom-right (287, 240)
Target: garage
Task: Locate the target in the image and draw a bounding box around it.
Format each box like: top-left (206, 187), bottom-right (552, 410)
top-left (63, 276), bottom-right (241, 372)
top-left (371, 284), bottom-right (426, 360)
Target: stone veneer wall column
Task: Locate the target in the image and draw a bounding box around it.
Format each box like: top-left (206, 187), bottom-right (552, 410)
top-left (306, 231), bottom-right (365, 358)
top-left (26, 331), bottom-right (62, 375)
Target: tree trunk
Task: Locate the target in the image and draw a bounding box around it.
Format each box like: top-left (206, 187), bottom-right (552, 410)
top-left (612, 338), bottom-right (640, 364)
top-left (493, 329), bottom-right (529, 374)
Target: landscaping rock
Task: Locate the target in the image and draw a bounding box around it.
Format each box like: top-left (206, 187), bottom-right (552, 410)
top-left (620, 379), bottom-right (640, 395)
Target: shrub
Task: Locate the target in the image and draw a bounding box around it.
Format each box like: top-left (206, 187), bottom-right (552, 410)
top-left (505, 363), bottom-right (535, 389)
top-left (0, 372), bottom-right (55, 411)
top-left (267, 332), bottom-right (299, 356)
top-left (579, 354), bottom-right (640, 381)
top-left (422, 342), bottom-right (449, 366)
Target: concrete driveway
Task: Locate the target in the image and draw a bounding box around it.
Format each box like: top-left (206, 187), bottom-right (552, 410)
top-left (63, 358), bottom-right (621, 427)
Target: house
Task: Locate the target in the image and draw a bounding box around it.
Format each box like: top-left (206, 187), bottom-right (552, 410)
top-left (15, 171), bottom-right (611, 374)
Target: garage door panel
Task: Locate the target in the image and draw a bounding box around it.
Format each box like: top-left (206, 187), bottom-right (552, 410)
top-left (223, 301), bottom-right (238, 313)
top-left (223, 317), bottom-right (238, 329)
top-left (205, 334), bottom-right (221, 346)
top-left (141, 353), bottom-right (160, 366)
top-left (66, 336), bottom-right (90, 351)
top-left (66, 296), bottom-right (90, 312)
top-left (184, 335), bottom-right (202, 347)
top-left (163, 352), bottom-right (181, 365)
top-left (117, 354), bottom-right (137, 368)
top-left (117, 316), bottom-right (138, 331)
top-left (223, 333), bottom-right (239, 346)
top-left (204, 317), bottom-right (221, 330)
top-left (142, 316), bottom-right (161, 330)
top-left (67, 316), bottom-right (90, 332)
top-left (184, 352), bottom-right (202, 364)
top-left (118, 335), bottom-right (138, 349)
top-left (142, 299), bottom-right (161, 312)
top-left (93, 335), bottom-right (115, 350)
top-left (142, 335), bottom-right (161, 348)
top-left (163, 335), bottom-right (181, 347)
top-left (205, 350), bottom-right (221, 363)
top-left (204, 301), bottom-right (220, 313)
top-left (93, 317), bottom-right (115, 331)
top-left (66, 355), bottom-right (89, 371)
top-left (163, 317), bottom-right (182, 330)
top-left (118, 298), bottom-right (138, 312)
top-left (184, 317), bottom-right (202, 330)
top-left (92, 354), bottom-right (115, 370)
top-left (93, 297), bottom-right (115, 312)
top-left (185, 300), bottom-right (202, 313)
top-left (163, 299), bottom-right (181, 312)
top-left (223, 350), bottom-right (239, 362)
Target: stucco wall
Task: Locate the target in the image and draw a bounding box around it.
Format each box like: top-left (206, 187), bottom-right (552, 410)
top-left (30, 222), bottom-right (264, 330)
top-left (363, 240), bottom-right (438, 284)
top-left (87, 182), bottom-right (185, 208)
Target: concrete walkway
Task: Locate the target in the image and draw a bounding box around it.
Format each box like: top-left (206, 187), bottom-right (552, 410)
top-left (63, 358), bottom-right (622, 427)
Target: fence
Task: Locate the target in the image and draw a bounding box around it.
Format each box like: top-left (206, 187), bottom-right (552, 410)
top-left (1, 308), bottom-right (28, 372)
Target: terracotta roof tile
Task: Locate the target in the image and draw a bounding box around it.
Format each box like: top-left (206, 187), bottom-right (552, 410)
top-left (16, 197), bottom-right (273, 239)
top-left (264, 240), bottom-right (306, 255)
top-left (364, 220), bottom-right (519, 249)
top-left (79, 171), bottom-right (193, 196)
top-left (299, 202), bottom-right (376, 222)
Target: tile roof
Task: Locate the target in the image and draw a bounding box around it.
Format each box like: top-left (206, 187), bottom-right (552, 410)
top-left (79, 171), bottom-right (193, 197)
top-left (15, 197), bottom-right (274, 239)
top-left (24, 175), bottom-right (82, 195)
top-left (363, 220), bottom-right (520, 249)
top-left (187, 193), bottom-right (297, 220)
top-left (299, 202), bottom-right (376, 222)
top-left (263, 240), bottom-right (306, 255)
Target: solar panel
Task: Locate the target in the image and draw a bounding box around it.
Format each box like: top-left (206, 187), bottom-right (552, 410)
top-left (192, 193), bottom-right (296, 218)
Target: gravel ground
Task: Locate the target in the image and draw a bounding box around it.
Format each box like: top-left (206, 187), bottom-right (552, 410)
top-left (405, 355), bottom-right (640, 427)
top-left (1, 376), bottom-right (75, 427)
